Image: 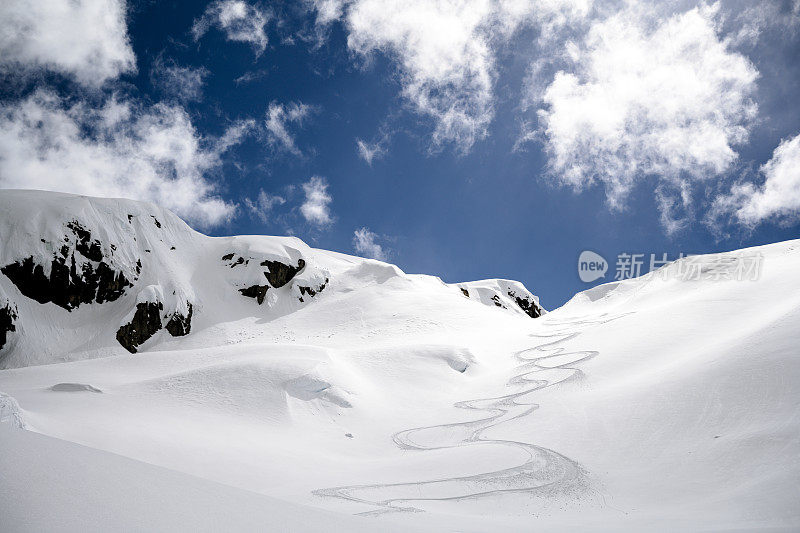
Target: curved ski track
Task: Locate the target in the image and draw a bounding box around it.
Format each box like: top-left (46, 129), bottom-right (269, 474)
top-left (314, 313), bottom-right (628, 514)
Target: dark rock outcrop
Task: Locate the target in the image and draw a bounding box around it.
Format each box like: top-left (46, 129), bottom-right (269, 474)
top-left (116, 301), bottom-right (163, 353)
top-left (509, 292), bottom-right (543, 318)
top-left (165, 303), bottom-right (193, 337)
top-left (239, 285), bottom-right (269, 304)
top-left (221, 253), bottom-right (247, 268)
top-left (1, 222), bottom-right (135, 311)
top-left (262, 259), bottom-right (305, 288)
top-left (0, 303), bottom-right (17, 351)
top-left (460, 288), bottom-right (469, 297)
top-left (298, 278), bottom-right (328, 302)
top-left (66, 221), bottom-right (103, 262)
top-left (2, 255), bottom-right (133, 311)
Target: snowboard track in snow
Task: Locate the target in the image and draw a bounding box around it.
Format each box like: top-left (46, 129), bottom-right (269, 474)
top-left (314, 313), bottom-right (630, 515)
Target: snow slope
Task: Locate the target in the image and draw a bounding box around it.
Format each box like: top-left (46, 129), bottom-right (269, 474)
top-left (1, 190), bottom-right (799, 531)
top-left (0, 424), bottom-right (418, 533)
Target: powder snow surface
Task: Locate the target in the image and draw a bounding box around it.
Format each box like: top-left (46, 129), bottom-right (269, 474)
top-left (0, 191), bottom-right (799, 532)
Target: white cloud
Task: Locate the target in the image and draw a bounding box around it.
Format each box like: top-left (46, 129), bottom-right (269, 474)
top-left (234, 69), bottom-right (269, 85)
top-left (728, 0), bottom-right (800, 47)
top-left (533, 3), bottom-right (759, 215)
top-left (352, 227), bottom-right (387, 260)
top-left (244, 189), bottom-right (286, 223)
top-left (655, 181), bottom-right (693, 236)
top-left (265, 101), bottom-right (311, 155)
top-left (300, 176), bottom-right (333, 226)
top-left (192, 0), bottom-right (270, 56)
top-left (307, 0), bottom-right (348, 27)
top-left (150, 57), bottom-right (209, 103)
top-left (0, 90), bottom-right (254, 228)
top-left (712, 133), bottom-right (800, 226)
top-left (345, 0), bottom-right (495, 153)
top-left (0, 0), bottom-right (136, 86)
top-left (341, 0), bottom-right (588, 153)
top-left (301, 0), bottom-right (589, 153)
top-left (356, 137), bottom-right (387, 165)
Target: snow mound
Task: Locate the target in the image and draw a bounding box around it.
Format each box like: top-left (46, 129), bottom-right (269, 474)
top-left (456, 278), bottom-right (545, 318)
top-left (50, 383), bottom-right (103, 393)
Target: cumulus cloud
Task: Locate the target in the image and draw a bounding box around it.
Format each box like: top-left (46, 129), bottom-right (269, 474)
top-left (341, 0), bottom-right (588, 153)
top-left (265, 101), bottom-right (312, 155)
top-left (300, 176), bottom-right (333, 226)
top-left (244, 189), bottom-right (286, 223)
top-left (150, 56), bottom-right (209, 103)
top-left (532, 3), bottom-right (759, 218)
top-left (345, 0), bottom-right (495, 153)
top-left (711, 133), bottom-right (800, 226)
top-left (192, 0), bottom-right (270, 56)
top-left (0, 0), bottom-right (136, 86)
top-left (0, 90), bottom-right (254, 227)
top-left (352, 227), bottom-right (388, 260)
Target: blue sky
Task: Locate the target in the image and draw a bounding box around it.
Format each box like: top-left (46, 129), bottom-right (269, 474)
top-left (1, 0), bottom-right (799, 307)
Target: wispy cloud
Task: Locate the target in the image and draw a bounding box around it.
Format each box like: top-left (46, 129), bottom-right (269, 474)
top-left (356, 136), bottom-right (388, 165)
top-left (244, 189), bottom-right (286, 223)
top-left (0, 0), bottom-right (136, 86)
top-left (352, 226), bottom-right (388, 260)
top-left (150, 56), bottom-right (209, 103)
top-left (234, 69), bottom-right (269, 85)
top-left (300, 176), bottom-right (333, 226)
top-left (265, 101), bottom-right (312, 155)
top-left (192, 0), bottom-right (270, 57)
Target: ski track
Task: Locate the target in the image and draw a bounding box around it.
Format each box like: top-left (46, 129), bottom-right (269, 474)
top-left (314, 313), bottom-right (630, 515)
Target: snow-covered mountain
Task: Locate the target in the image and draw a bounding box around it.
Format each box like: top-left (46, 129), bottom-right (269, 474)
top-left (0, 190), bottom-right (543, 369)
top-left (1, 190), bottom-right (798, 532)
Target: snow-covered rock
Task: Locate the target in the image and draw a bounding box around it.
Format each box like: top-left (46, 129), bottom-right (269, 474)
top-left (455, 279), bottom-right (545, 318)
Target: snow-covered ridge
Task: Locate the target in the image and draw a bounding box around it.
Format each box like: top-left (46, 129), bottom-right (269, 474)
top-left (0, 190), bottom-right (543, 368)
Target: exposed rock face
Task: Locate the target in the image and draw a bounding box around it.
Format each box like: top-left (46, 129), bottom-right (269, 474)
top-left (1, 222), bottom-right (135, 311)
top-left (510, 292), bottom-right (542, 318)
top-left (262, 259), bottom-right (305, 288)
top-left (221, 253), bottom-right (246, 268)
top-left (239, 285), bottom-right (269, 304)
top-left (0, 303), bottom-right (16, 351)
top-left (226, 254), bottom-right (306, 304)
top-left (298, 278), bottom-right (328, 302)
top-left (66, 221), bottom-right (103, 262)
top-left (165, 303), bottom-right (193, 337)
top-left (460, 288), bottom-right (469, 298)
top-left (116, 301), bottom-right (164, 353)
